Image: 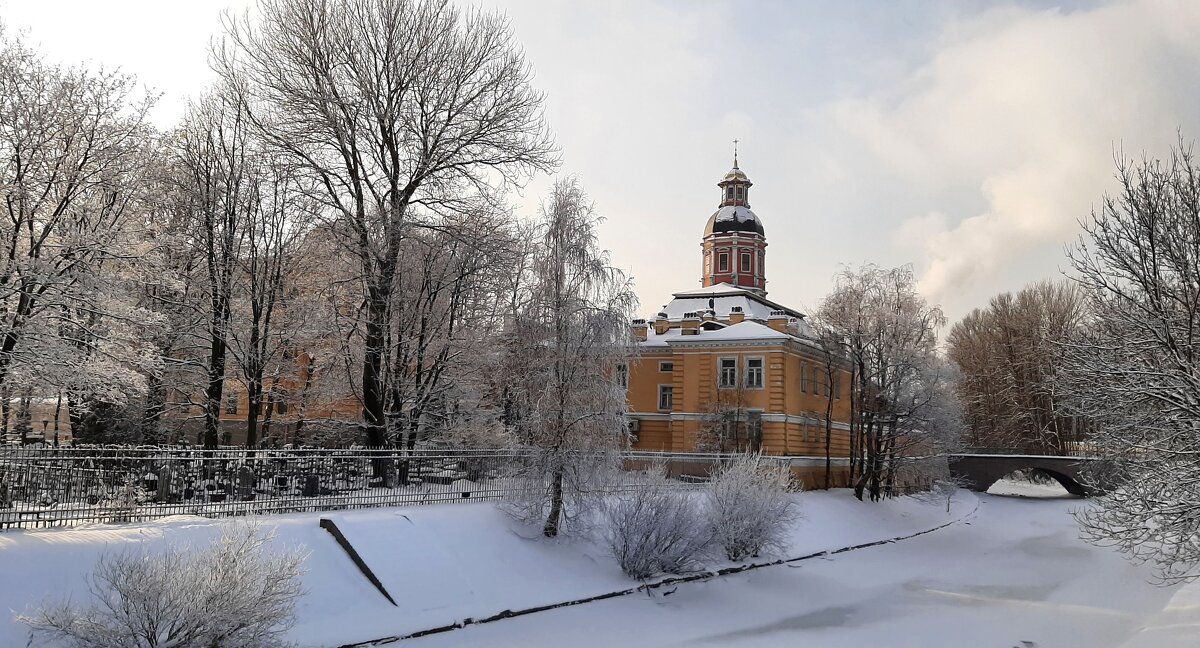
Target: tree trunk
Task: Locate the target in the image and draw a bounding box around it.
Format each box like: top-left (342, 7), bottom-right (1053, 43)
top-left (543, 467), bottom-right (565, 538)
top-left (361, 290), bottom-right (388, 449)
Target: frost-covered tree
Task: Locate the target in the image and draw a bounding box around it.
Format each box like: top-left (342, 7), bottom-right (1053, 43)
top-left (706, 453), bottom-right (799, 561)
top-left (0, 27), bottom-right (160, 436)
top-left (20, 523), bottom-right (307, 648)
top-left (214, 0), bottom-right (556, 447)
top-left (504, 180), bottom-right (636, 537)
top-left (1062, 139), bottom-right (1200, 583)
top-left (601, 464), bottom-right (710, 579)
top-left (819, 265), bottom-right (961, 501)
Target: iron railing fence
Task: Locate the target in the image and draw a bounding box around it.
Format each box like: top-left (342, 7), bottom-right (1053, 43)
top-left (0, 446), bottom-right (782, 531)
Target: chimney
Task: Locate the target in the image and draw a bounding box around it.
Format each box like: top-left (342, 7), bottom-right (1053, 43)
top-left (631, 318), bottom-right (648, 342)
top-left (653, 311), bottom-right (670, 335)
top-left (681, 312), bottom-right (701, 335)
top-left (729, 306), bottom-right (745, 324)
top-left (768, 309), bottom-right (788, 332)
top-left (702, 308), bottom-right (716, 323)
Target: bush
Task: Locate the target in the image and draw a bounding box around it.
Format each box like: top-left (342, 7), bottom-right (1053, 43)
top-left (707, 453), bottom-right (799, 561)
top-left (602, 467), bottom-right (711, 579)
top-left (20, 523), bottom-right (307, 648)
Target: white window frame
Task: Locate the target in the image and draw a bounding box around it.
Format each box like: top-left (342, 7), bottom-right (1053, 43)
top-left (718, 252), bottom-right (729, 273)
top-left (744, 356), bottom-right (764, 389)
top-left (659, 361), bottom-right (674, 373)
top-left (718, 357), bottom-right (738, 389)
top-left (658, 384), bottom-right (674, 411)
top-left (741, 252), bottom-right (752, 273)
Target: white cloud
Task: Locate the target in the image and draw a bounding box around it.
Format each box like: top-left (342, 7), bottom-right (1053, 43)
top-left (833, 0), bottom-right (1200, 305)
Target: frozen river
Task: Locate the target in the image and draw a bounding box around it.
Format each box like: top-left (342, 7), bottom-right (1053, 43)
top-left (410, 490), bottom-right (1181, 648)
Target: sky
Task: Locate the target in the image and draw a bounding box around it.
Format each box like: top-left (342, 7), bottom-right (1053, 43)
top-left (4, 0), bottom-right (1200, 324)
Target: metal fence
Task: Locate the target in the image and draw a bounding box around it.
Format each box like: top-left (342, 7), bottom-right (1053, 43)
top-left (0, 446), bottom-right (761, 531)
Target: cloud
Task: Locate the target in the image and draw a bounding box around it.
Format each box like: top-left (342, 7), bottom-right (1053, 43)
top-left (832, 0), bottom-right (1200, 303)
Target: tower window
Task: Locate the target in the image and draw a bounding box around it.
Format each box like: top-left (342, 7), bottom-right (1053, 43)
top-left (726, 187), bottom-right (734, 201)
top-left (741, 252), bottom-right (751, 273)
top-left (736, 186), bottom-right (744, 200)
top-left (758, 250), bottom-right (764, 276)
top-left (718, 253), bottom-right (729, 273)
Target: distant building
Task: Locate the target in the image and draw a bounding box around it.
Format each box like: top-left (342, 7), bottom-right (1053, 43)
top-left (626, 157), bottom-right (853, 486)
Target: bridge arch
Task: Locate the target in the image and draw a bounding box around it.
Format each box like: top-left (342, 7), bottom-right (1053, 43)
top-left (948, 454), bottom-right (1096, 497)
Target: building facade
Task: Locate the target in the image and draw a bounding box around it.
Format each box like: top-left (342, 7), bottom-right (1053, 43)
top-left (627, 159), bottom-right (853, 487)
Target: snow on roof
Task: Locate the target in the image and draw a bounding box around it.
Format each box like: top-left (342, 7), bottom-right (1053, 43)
top-left (675, 320), bottom-right (790, 342)
top-left (712, 205), bottom-right (758, 224)
top-left (655, 284), bottom-right (811, 335)
top-left (639, 320), bottom-right (805, 348)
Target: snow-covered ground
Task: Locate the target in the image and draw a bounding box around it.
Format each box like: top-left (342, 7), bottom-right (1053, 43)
top-left (0, 486), bottom-right (1187, 648)
top-left (988, 475), bottom-right (1077, 498)
top-left (0, 489), bottom-right (973, 647)
top-left (408, 495), bottom-right (1179, 648)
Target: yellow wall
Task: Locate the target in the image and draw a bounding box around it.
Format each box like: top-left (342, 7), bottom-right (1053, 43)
top-left (627, 337), bottom-right (853, 458)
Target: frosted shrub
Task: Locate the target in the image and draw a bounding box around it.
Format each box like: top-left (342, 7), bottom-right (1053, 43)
top-left (707, 453), bottom-right (799, 561)
top-left (602, 468), bottom-right (711, 579)
top-left (21, 523), bottom-right (307, 648)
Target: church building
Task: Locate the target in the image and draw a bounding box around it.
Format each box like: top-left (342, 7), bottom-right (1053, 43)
top-left (625, 156), bottom-right (853, 486)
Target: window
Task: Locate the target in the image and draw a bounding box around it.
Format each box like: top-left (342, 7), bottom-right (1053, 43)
top-left (745, 357), bottom-right (764, 389)
top-left (704, 251), bottom-right (711, 274)
top-left (736, 186), bottom-right (745, 200)
top-left (832, 373), bottom-right (841, 400)
top-left (718, 357), bottom-right (738, 388)
top-left (616, 363), bottom-right (628, 388)
top-left (726, 187), bottom-right (734, 201)
top-left (799, 362), bottom-right (807, 392)
top-left (658, 385), bottom-right (674, 411)
top-left (659, 361), bottom-right (674, 372)
top-left (812, 366), bottom-right (822, 396)
top-left (224, 394), bottom-right (238, 415)
top-left (741, 252), bottom-right (752, 273)
top-left (718, 252), bottom-right (729, 273)
top-left (758, 250), bottom-right (764, 275)
top-left (746, 410), bottom-right (763, 451)
top-left (276, 392), bottom-right (289, 415)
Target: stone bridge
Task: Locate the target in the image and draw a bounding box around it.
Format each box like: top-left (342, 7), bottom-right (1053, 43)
top-left (948, 453), bottom-right (1113, 496)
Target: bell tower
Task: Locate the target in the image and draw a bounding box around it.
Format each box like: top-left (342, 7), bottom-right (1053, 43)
top-left (701, 144), bottom-right (767, 296)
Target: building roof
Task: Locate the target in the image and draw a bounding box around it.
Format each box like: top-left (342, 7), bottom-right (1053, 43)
top-left (659, 284), bottom-right (807, 324)
top-left (704, 205), bottom-right (765, 236)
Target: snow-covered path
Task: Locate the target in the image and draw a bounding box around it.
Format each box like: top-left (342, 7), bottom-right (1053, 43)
top-left (407, 494), bottom-right (1179, 648)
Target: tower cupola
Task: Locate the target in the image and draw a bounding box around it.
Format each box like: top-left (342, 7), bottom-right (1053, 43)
top-left (701, 144), bottom-right (768, 295)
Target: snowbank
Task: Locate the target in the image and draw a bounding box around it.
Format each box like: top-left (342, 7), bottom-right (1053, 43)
top-left (1119, 579), bottom-right (1200, 648)
top-left (0, 489), bottom-right (976, 648)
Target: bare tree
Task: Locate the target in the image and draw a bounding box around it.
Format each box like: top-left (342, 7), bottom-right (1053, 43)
top-left (947, 280), bottom-right (1087, 453)
top-left (1062, 138), bottom-right (1200, 583)
top-left (214, 0), bottom-right (556, 448)
top-left (172, 91), bottom-right (255, 448)
top-left (504, 180), bottom-right (636, 537)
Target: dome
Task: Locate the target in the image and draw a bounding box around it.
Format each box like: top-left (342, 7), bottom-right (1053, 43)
top-left (704, 205), bottom-right (765, 236)
top-left (721, 166), bottom-right (750, 183)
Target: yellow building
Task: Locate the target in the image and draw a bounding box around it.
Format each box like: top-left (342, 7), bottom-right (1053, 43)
top-left (627, 159), bottom-right (853, 487)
